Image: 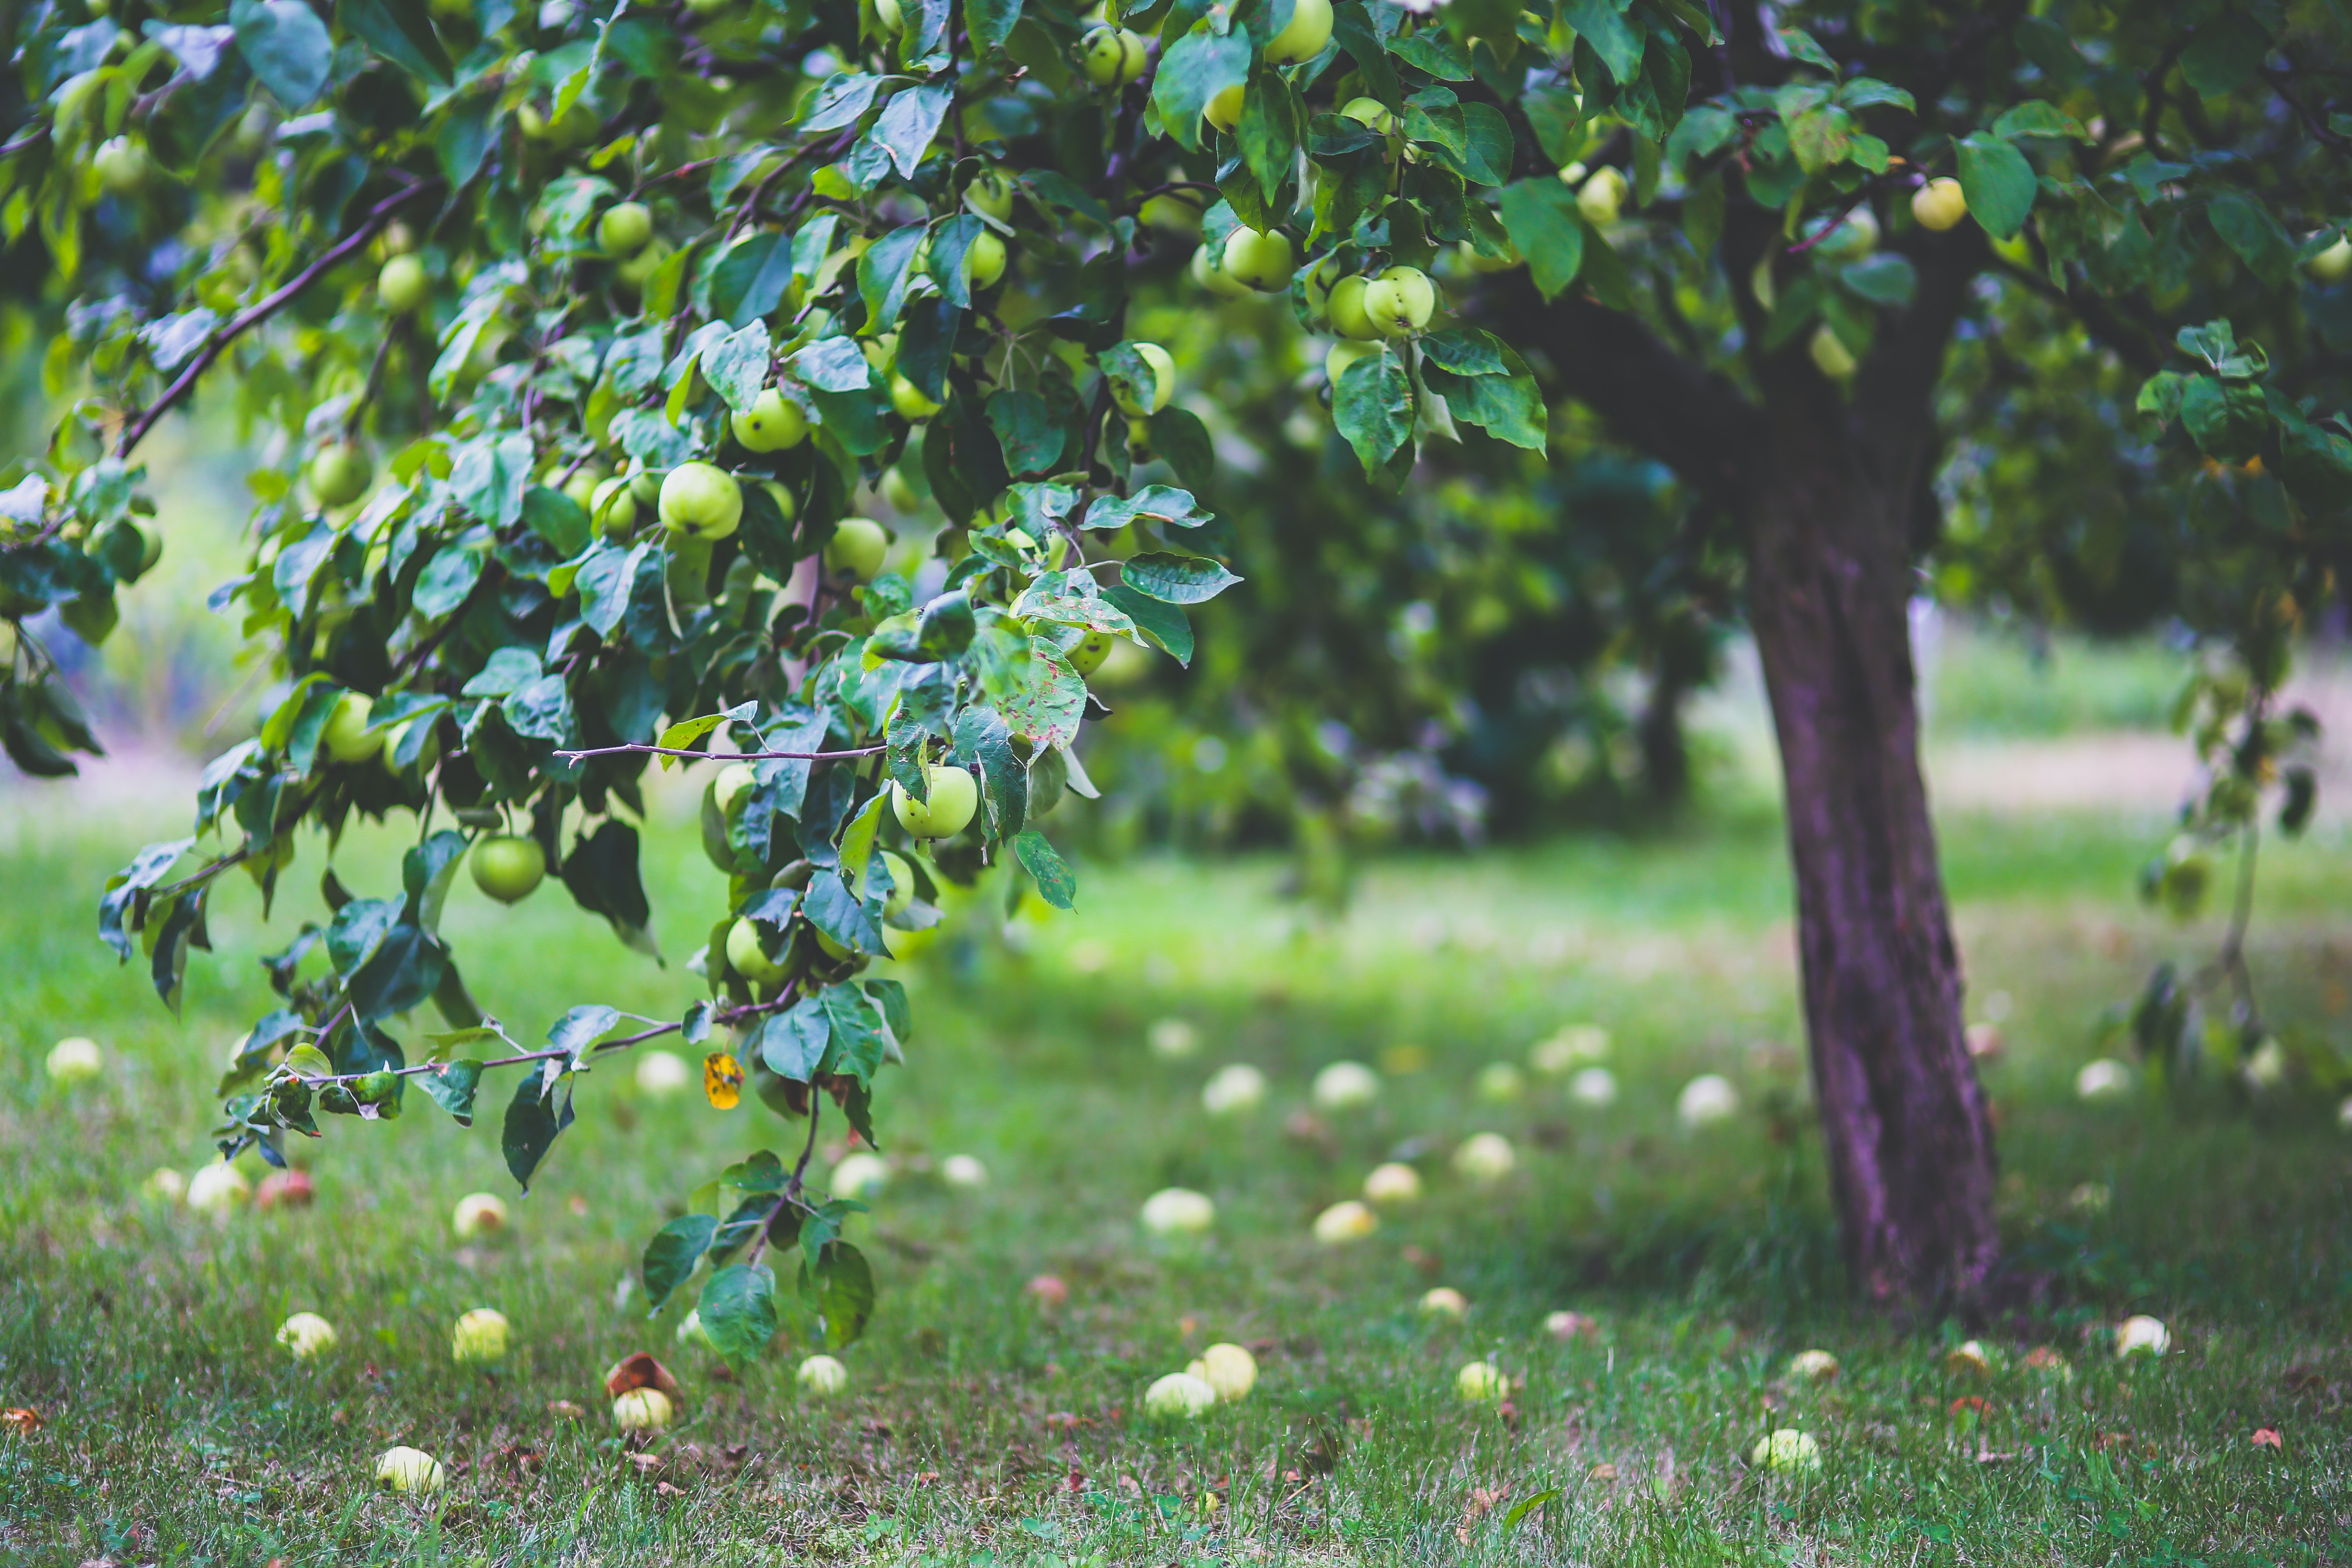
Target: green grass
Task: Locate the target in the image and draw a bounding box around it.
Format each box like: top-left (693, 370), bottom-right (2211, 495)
top-left (1922, 622), bottom-right (2189, 741)
top-left (3, 784), bottom-right (2350, 1567)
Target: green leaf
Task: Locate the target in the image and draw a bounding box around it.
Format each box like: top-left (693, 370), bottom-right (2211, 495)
top-left (2206, 194), bottom-right (2297, 290)
top-left (1426, 364), bottom-right (1547, 451)
top-left (1333, 347), bottom-right (1416, 479)
top-left (2179, 13), bottom-right (2271, 99)
top-left (1788, 105), bottom-right (1854, 174)
top-left (1954, 133), bottom-right (2036, 241)
top-left (817, 983), bottom-right (890, 1087)
top-left (759, 995), bottom-right (832, 1082)
top-left (1082, 485), bottom-right (1213, 531)
top-left (1099, 584), bottom-right (1194, 665)
top-left (1990, 100), bottom-right (2091, 142)
top-left (1500, 1488), bottom-right (1560, 1534)
top-left (414, 1059), bottom-right (482, 1125)
top-left (1774, 25), bottom-right (1835, 73)
top-left (1836, 78), bottom-right (1915, 114)
top-left (1119, 552), bottom-right (1242, 605)
top-left (1149, 407), bottom-right (1216, 491)
top-left (643, 1214), bottom-right (718, 1314)
top-left (401, 830), bottom-right (470, 934)
top-left (988, 389), bottom-right (1064, 476)
top-left (696, 1262), bottom-right (779, 1366)
top-left (1239, 64), bottom-right (1301, 205)
top-left (501, 1067), bottom-right (573, 1191)
top-left (804, 870), bottom-right (887, 956)
top-left (950, 705), bottom-right (1028, 838)
top-left (704, 321), bottom-right (773, 411)
top-left (1152, 26), bottom-right (1253, 155)
top-left (871, 83), bottom-right (953, 179)
top-left (1497, 179), bottom-right (1586, 300)
top-left (965, 0), bottom-right (1023, 54)
top-left (1838, 252), bottom-right (1918, 306)
top-left (2178, 375), bottom-right (2268, 464)
top-left (334, 0), bottom-right (451, 86)
top-left (1562, 0), bottom-right (1643, 84)
top-left (231, 0), bottom-right (332, 107)
top-left (1012, 830), bottom-right (1075, 909)
top-left (710, 233), bottom-right (795, 329)
top-left (798, 1240), bottom-right (876, 1349)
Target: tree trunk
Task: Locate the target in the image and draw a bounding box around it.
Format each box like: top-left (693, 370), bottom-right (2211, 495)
top-left (1745, 465), bottom-right (2000, 1308)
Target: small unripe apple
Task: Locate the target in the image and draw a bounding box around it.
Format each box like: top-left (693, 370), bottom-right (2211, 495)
top-left (1201, 1062), bottom-right (1266, 1115)
top-left (941, 1152), bottom-right (987, 1187)
top-left (1530, 1023), bottom-right (1609, 1074)
top-left (1945, 1339), bottom-right (1993, 1377)
top-left (714, 761), bottom-right (757, 817)
top-left (1311, 1060), bottom-right (1379, 1110)
top-left (451, 1307), bottom-right (511, 1363)
top-left (1069, 630), bottom-right (1115, 677)
top-left (1192, 244), bottom-right (1253, 299)
top-left (278, 1311), bottom-right (338, 1360)
top-left (613, 1387), bottom-right (674, 1431)
top-left (1363, 266), bottom-right (1434, 338)
top-left (965, 169), bottom-right (1016, 221)
top-left (2307, 233), bottom-right (2352, 283)
top-left (636, 1050), bottom-right (690, 1096)
top-left (598, 200), bottom-right (655, 256)
top-left (188, 1161), bottom-right (251, 1215)
top-left (94, 136), bottom-right (150, 196)
top-left (322, 692), bottom-right (383, 763)
top-left (1193, 1342), bottom-right (1258, 1400)
top-left (1325, 275), bottom-right (1377, 340)
top-left (875, 0), bottom-right (904, 28)
top-left (1677, 1073), bottom-right (1740, 1126)
top-left (798, 1354), bottom-right (849, 1396)
top-left (888, 372), bottom-right (943, 420)
top-left (46, 1036), bottom-right (103, 1085)
top-left (831, 1151), bottom-right (888, 1198)
top-left (1140, 1186), bottom-right (1215, 1235)
top-left (731, 389), bottom-right (808, 453)
top-left (891, 766), bottom-right (979, 837)
top-left (1363, 1162), bottom-right (1421, 1204)
top-left (1078, 25), bottom-right (1148, 87)
top-left (375, 1446), bottom-right (446, 1493)
top-left (1750, 1429), bottom-right (1822, 1472)
top-left (726, 916), bottom-right (790, 984)
top-left (1327, 340), bottom-right (1377, 386)
top-left (1420, 1286), bottom-right (1468, 1318)
top-left (876, 848), bottom-right (917, 919)
top-left (964, 230), bottom-right (1007, 288)
top-left (659, 462), bottom-right (743, 540)
top-left (469, 835), bottom-right (545, 903)
top-left (825, 516), bottom-right (891, 579)
top-left (2114, 1314), bottom-right (2169, 1357)
top-left (308, 441), bottom-right (373, 508)
top-left (1203, 83), bottom-right (1246, 135)
top-left (1222, 226), bottom-right (1295, 291)
top-left (1148, 1018), bottom-right (1198, 1059)
top-left (616, 237), bottom-right (671, 291)
top-left (1339, 96), bottom-right (1394, 135)
top-left (1809, 324), bottom-right (1859, 380)
top-left (589, 476), bottom-right (638, 536)
top-left (1145, 1371), bottom-right (1218, 1419)
top-left (1264, 0), bottom-right (1332, 64)
top-left (379, 255), bottom-right (430, 314)
top-left (452, 1191), bottom-right (509, 1239)
top-left (1911, 176), bottom-right (1968, 233)
top-left (1312, 1198), bottom-right (1378, 1243)
top-left (1453, 1132), bottom-right (1516, 1182)
top-left (1112, 343), bottom-right (1175, 417)
top-left (1577, 166), bottom-right (1628, 226)
top-left (1786, 1348), bottom-right (1840, 1381)
top-left (1456, 1360), bottom-right (1505, 1402)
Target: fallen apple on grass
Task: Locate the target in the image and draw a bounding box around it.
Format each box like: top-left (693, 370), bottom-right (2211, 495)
top-left (187, 1162), bottom-right (250, 1216)
top-left (453, 1308), bottom-right (511, 1364)
top-left (46, 1036), bottom-right (102, 1085)
top-left (635, 1050), bottom-right (690, 1096)
top-left (276, 1312), bottom-right (337, 1360)
top-left (1145, 1371), bottom-right (1219, 1420)
top-left (1453, 1133), bottom-right (1516, 1183)
top-left (1201, 1063), bottom-right (1267, 1115)
top-left (1311, 1060), bottom-right (1380, 1111)
top-left (799, 1354), bottom-right (849, 1396)
top-left (613, 1387), bottom-right (674, 1431)
top-left (1456, 1361), bottom-right (1505, 1403)
top-left (374, 1446), bottom-right (445, 1494)
top-left (1186, 1342), bottom-right (1259, 1401)
top-left (1419, 1286), bottom-right (1468, 1320)
top-left (1786, 1349), bottom-right (1840, 1382)
top-left (1312, 1199), bottom-right (1378, 1244)
top-left (1750, 1429), bottom-right (1822, 1473)
top-left (452, 1191), bottom-right (509, 1240)
top-left (1362, 1162), bottom-right (1421, 1205)
top-left (1141, 1187), bottom-right (1215, 1236)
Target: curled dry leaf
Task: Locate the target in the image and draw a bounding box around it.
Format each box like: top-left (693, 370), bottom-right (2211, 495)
top-left (1, 1407), bottom-right (40, 1434)
top-left (604, 1352), bottom-right (686, 1405)
top-left (2252, 1428), bottom-right (2283, 1449)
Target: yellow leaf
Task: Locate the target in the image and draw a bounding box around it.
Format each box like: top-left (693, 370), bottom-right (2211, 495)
top-left (704, 1051), bottom-right (743, 1109)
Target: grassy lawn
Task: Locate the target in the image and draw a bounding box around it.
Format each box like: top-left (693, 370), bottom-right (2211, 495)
top-left (3, 781), bottom-right (2349, 1566)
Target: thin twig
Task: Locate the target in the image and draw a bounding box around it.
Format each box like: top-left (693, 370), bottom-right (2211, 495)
top-left (553, 741), bottom-right (885, 764)
top-left (299, 992), bottom-right (799, 1087)
top-left (117, 182), bottom-right (440, 458)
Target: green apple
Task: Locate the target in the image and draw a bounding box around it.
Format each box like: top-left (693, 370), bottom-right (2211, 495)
top-left (659, 462), bottom-right (743, 539)
top-left (731, 389), bottom-right (808, 453)
top-left (277, 1311), bottom-right (337, 1359)
top-left (1459, 239), bottom-right (1520, 273)
top-left (1191, 244), bottom-right (1252, 299)
top-left (560, 464), bottom-right (604, 515)
top-left (888, 372), bottom-right (943, 420)
top-left (375, 1446), bottom-right (445, 1493)
top-left (965, 169), bottom-right (1016, 221)
top-left (1264, 0), bottom-right (1332, 64)
top-left (308, 441), bottom-right (372, 508)
top-left (1325, 274), bottom-right (1377, 340)
top-left (519, 98), bottom-right (600, 147)
top-left (877, 849), bottom-right (916, 920)
top-left (612, 1387), bottom-right (674, 1431)
top-left (589, 476), bottom-right (638, 536)
top-left (322, 692), bottom-right (383, 763)
top-left (1809, 324), bottom-right (1858, 380)
top-left (965, 230), bottom-right (1007, 288)
top-left (380, 255), bottom-right (429, 314)
top-left (1339, 96), bottom-right (1395, 135)
top-left (1078, 25), bottom-right (1148, 87)
top-left (94, 136), bottom-right (150, 196)
top-left (875, 0), bottom-right (904, 28)
top-left (1203, 83), bottom-right (1246, 135)
top-left (451, 1191), bottom-right (508, 1238)
top-left (881, 469), bottom-right (919, 511)
top-left (1144, 1372), bottom-right (1217, 1419)
top-left (1069, 630), bottom-right (1115, 677)
top-left (714, 761), bottom-right (758, 818)
top-left (1911, 176), bottom-right (1968, 233)
top-left (1222, 226), bottom-right (1295, 291)
top-left (451, 1307), bottom-right (509, 1363)
top-left (1813, 205), bottom-right (1878, 261)
top-left (46, 1036), bottom-right (102, 1085)
top-left (616, 237), bottom-right (671, 291)
top-left (1112, 343), bottom-right (1175, 416)
top-left (892, 766), bottom-right (980, 838)
top-left (798, 1354), bottom-right (848, 1396)
top-left (598, 200), bottom-right (655, 256)
top-left (134, 519), bottom-right (164, 573)
top-left (1363, 265), bottom-right (1434, 337)
top-left (1140, 192), bottom-right (1205, 233)
top-left (826, 516), bottom-right (891, 579)
top-left (1577, 165), bottom-right (1628, 226)
top-left (1326, 339), bottom-right (1377, 386)
top-left (470, 834), bottom-right (546, 903)
top-left (2309, 233), bottom-right (2352, 283)
top-left (726, 916), bottom-right (789, 984)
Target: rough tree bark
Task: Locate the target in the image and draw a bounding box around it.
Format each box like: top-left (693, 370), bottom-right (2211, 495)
top-left (1487, 225), bottom-right (2003, 1307)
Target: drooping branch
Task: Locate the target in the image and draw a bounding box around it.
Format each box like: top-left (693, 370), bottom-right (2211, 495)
top-left (116, 181), bottom-right (441, 458)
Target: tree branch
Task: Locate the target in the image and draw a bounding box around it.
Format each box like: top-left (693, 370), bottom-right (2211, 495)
top-left (116, 182), bottom-right (440, 458)
top-left (552, 741), bottom-right (886, 764)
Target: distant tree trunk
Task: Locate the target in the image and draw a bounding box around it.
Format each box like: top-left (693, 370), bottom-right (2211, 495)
top-left (1745, 464), bottom-right (2000, 1307)
top-left (1635, 665), bottom-right (1690, 805)
top-left (1489, 221), bottom-right (2002, 1308)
